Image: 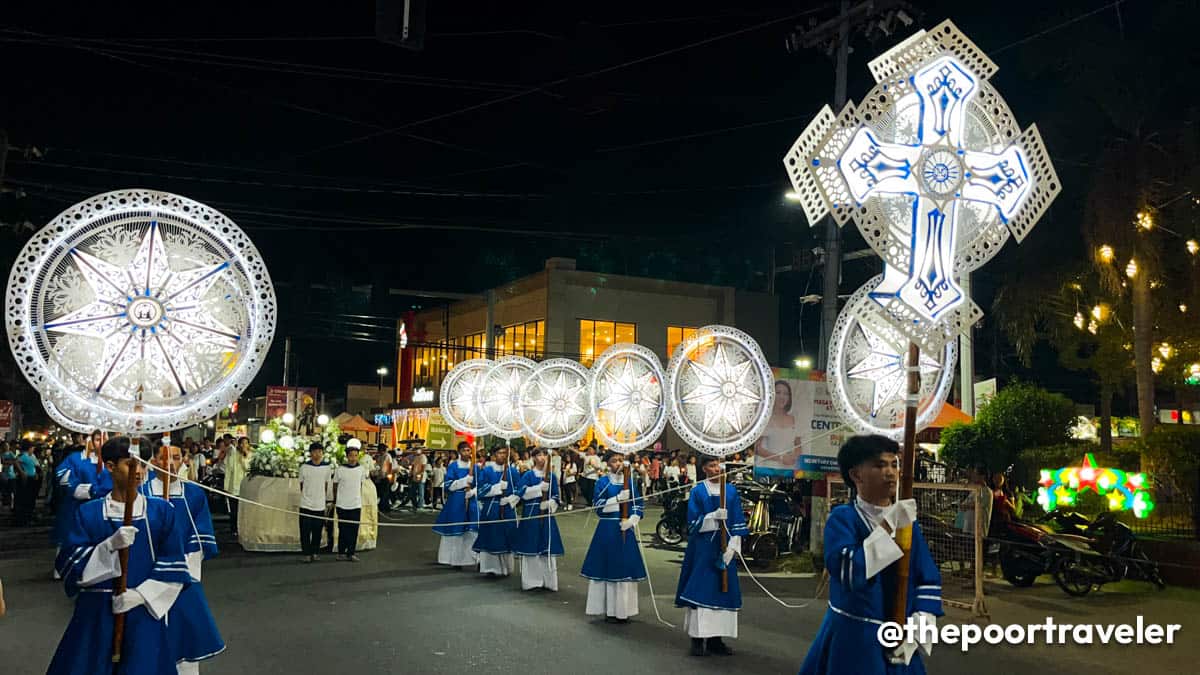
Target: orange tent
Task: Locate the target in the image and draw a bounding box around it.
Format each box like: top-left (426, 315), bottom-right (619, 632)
top-left (929, 403), bottom-right (972, 428)
top-left (339, 414), bottom-right (380, 433)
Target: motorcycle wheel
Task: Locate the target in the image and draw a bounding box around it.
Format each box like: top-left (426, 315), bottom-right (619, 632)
top-left (656, 519), bottom-right (683, 546)
top-left (1053, 558), bottom-right (1095, 597)
top-left (748, 534), bottom-right (779, 565)
top-left (999, 545), bottom-right (1039, 587)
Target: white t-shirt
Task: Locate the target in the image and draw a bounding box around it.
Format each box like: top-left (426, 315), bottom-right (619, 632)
top-left (299, 461), bottom-right (333, 511)
top-left (334, 464), bottom-right (366, 510)
top-left (583, 454), bottom-right (602, 479)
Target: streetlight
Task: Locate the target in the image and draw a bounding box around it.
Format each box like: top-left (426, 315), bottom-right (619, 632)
top-left (376, 366), bottom-right (388, 406)
top-left (317, 414), bottom-right (330, 426)
top-left (793, 356), bottom-right (813, 369)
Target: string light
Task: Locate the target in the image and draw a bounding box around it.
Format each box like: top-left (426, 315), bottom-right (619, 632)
top-left (1125, 258), bottom-right (1138, 278)
top-left (1073, 312), bottom-right (1085, 330)
top-left (1188, 239), bottom-right (1199, 255)
top-left (1181, 304), bottom-right (1189, 313)
top-left (1091, 303), bottom-right (1111, 322)
top-left (1151, 356), bottom-right (1163, 373)
top-left (1098, 244), bottom-right (1115, 263)
top-left (1158, 343), bottom-right (1174, 360)
top-left (1136, 211), bottom-right (1154, 231)
top-left (1087, 319), bottom-right (1098, 335)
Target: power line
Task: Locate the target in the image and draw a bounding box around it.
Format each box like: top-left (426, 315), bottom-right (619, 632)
top-left (291, 7), bottom-right (829, 160)
top-left (596, 113), bottom-right (813, 153)
top-left (991, 0), bottom-right (1124, 54)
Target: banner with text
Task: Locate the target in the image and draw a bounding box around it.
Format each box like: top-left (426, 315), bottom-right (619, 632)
top-left (753, 372), bottom-right (846, 478)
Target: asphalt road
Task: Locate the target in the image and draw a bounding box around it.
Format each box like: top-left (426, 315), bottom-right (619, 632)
top-left (2, 506), bottom-right (1197, 674)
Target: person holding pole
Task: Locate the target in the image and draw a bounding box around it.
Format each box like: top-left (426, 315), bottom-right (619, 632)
top-left (512, 447), bottom-right (562, 590)
top-left (433, 441), bottom-right (479, 568)
top-left (48, 436), bottom-right (192, 675)
top-left (674, 454), bottom-right (747, 657)
top-left (472, 446), bottom-right (520, 577)
top-left (581, 451), bottom-right (646, 623)
top-left (798, 434), bottom-right (942, 674)
top-left (139, 444), bottom-right (225, 673)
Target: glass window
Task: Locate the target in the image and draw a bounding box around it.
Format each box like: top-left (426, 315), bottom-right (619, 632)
top-left (579, 319), bottom-right (636, 367)
top-left (667, 326), bottom-right (698, 359)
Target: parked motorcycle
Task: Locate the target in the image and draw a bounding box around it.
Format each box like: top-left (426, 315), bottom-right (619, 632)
top-left (655, 488), bottom-right (688, 546)
top-left (994, 517), bottom-right (1085, 588)
top-left (1052, 511), bottom-right (1166, 596)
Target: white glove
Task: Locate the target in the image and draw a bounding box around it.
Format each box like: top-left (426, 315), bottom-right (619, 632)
top-left (504, 495), bottom-right (520, 508)
top-left (723, 547), bottom-right (736, 567)
top-left (619, 513), bottom-right (641, 531)
top-left (107, 526), bottom-right (138, 551)
top-left (112, 589), bottom-right (146, 614)
top-left (540, 499), bottom-right (558, 513)
top-left (889, 611), bottom-right (937, 664)
top-left (497, 480), bottom-right (508, 491)
top-left (465, 474), bottom-right (474, 486)
top-left (73, 483), bottom-right (93, 500)
top-left (523, 484), bottom-right (544, 500)
top-left (722, 535), bottom-right (742, 566)
top-left (616, 489), bottom-right (630, 502)
top-left (465, 488), bottom-right (477, 499)
top-left (883, 498), bottom-right (917, 532)
top-left (708, 508), bottom-right (728, 522)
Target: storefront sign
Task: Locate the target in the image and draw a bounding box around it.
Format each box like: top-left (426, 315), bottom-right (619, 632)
top-left (426, 412), bottom-right (454, 449)
top-left (412, 387), bottom-right (434, 403)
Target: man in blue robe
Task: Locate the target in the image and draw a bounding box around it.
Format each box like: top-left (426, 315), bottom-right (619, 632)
top-left (53, 433), bottom-right (112, 566)
top-left (472, 447), bottom-right (521, 576)
top-left (139, 445), bottom-right (225, 673)
top-left (433, 441), bottom-right (480, 568)
top-left (48, 436), bottom-right (192, 675)
top-left (674, 454), bottom-right (748, 657)
top-left (799, 434), bottom-right (943, 675)
top-left (513, 447), bottom-right (563, 590)
top-left (581, 451), bottom-right (646, 623)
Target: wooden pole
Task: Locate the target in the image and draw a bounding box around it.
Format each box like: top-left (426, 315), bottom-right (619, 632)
top-left (111, 439), bottom-right (140, 664)
top-left (621, 462), bottom-right (631, 543)
top-left (719, 466), bottom-right (728, 593)
top-left (890, 343), bottom-right (921, 625)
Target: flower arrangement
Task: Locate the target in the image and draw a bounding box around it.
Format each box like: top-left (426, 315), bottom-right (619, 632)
top-left (250, 417), bottom-right (344, 478)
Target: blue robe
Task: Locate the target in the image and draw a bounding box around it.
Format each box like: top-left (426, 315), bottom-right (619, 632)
top-left (139, 472), bottom-right (225, 664)
top-left (512, 469), bottom-right (563, 557)
top-left (674, 482), bottom-right (748, 611)
top-left (581, 473), bottom-right (647, 582)
top-left (473, 462), bottom-right (521, 555)
top-left (798, 503), bottom-right (944, 675)
top-left (433, 460), bottom-right (479, 537)
top-left (49, 495), bottom-right (193, 675)
top-left (53, 451), bottom-right (112, 546)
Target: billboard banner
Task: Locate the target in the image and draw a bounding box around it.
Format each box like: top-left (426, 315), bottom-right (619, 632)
top-left (266, 386), bottom-right (318, 430)
top-left (753, 371), bottom-right (846, 479)
top-left (0, 400), bottom-right (12, 434)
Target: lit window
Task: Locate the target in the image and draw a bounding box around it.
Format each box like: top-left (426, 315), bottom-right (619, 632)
top-left (579, 319), bottom-right (636, 367)
top-left (667, 326), bottom-right (698, 359)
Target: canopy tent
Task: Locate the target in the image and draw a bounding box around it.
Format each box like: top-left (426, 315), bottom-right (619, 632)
top-left (339, 414), bottom-right (381, 442)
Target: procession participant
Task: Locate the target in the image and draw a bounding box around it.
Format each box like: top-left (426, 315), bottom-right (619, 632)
top-left (332, 442), bottom-right (366, 562)
top-left (139, 444), bottom-right (225, 673)
top-left (298, 442), bottom-right (333, 563)
top-left (513, 448), bottom-right (562, 591)
top-left (581, 451), bottom-right (646, 623)
top-left (799, 435), bottom-right (942, 675)
top-left (53, 431), bottom-right (112, 577)
top-left (48, 436), bottom-right (192, 675)
top-left (674, 454), bottom-right (748, 657)
top-left (472, 446), bottom-right (519, 576)
top-left (433, 442), bottom-right (479, 568)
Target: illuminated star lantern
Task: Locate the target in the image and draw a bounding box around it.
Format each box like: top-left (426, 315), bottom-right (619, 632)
top-left (6, 190), bottom-right (275, 433)
top-left (666, 325), bottom-right (774, 458)
top-left (439, 358), bottom-right (494, 435)
top-left (519, 358), bottom-right (591, 448)
top-left (478, 356), bottom-right (536, 439)
top-left (1037, 453), bottom-right (1155, 519)
top-left (784, 19), bottom-right (1060, 438)
top-left (847, 323), bottom-right (942, 418)
top-left (589, 343), bottom-right (668, 454)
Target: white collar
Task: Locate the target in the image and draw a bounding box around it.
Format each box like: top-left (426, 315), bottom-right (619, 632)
top-left (608, 471), bottom-right (624, 483)
top-left (486, 461), bottom-right (500, 470)
top-left (703, 479), bottom-right (721, 494)
top-left (532, 468), bottom-right (544, 478)
top-left (455, 459), bottom-right (470, 469)
top-left (104, 494), bottom-right (146, 519)
top-left (148, 476), bottom-right (184, 497)
top-left (855, 495), bottom-right (887, 528)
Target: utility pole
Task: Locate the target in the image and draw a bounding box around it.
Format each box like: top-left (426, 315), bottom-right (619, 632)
top-left (282, 336), bottom-right (292, 386)
top-left (788, 0), bottom-right (916, 370)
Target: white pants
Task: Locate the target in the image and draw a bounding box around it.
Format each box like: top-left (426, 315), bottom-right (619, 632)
top-left (585, 580), bottom-right (639, 619)
top-left (177, 661), bottom-right (199, 675)
top-left (683, 607), bottom-right (738, 639)
top-left (437, 532), bottom-right (479, 567)
top-left (519, 555), bottom-right (559, 591)
top-left (478, 552), bottom-right (513, 576)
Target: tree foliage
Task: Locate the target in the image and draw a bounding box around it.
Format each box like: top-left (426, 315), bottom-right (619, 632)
top-left (941, 382), bottom-right (1076, 478)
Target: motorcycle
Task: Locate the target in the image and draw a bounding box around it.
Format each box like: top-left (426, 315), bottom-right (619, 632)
top-left (1052, 511), bottom-right (1166, 596)
top-left (655, 487), bottom-right (688, 546)
top-left (994, 517), bottom-right (1085, 588)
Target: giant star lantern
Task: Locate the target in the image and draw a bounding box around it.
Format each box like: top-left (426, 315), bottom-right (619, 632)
top-left (478, 356), bottom-right (536, 439)
top-left (848, 323), bottom-right (942, 418)
top-left (519, 358), bottom-right (591, 448)
top-left (1036, 453), bottom-right (1155, 519)
top-left (666, 325), bottom-right (774, 457)
top-left (589, 343), bottom-right (668, 454)
top-left (439, 358), bottom-right (493, 436)
top-left (784, 20), bottom-right (1060, 438)
top-left (6, 190), bottom-right (275, 433)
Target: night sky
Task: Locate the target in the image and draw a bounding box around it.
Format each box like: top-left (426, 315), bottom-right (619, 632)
top-left (2, 0), bottom-right (1195, 418)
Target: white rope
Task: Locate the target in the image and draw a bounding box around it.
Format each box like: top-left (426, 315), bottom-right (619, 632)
top-left (130, 423), bottom-right (851, 529)
top-left (632, 521), bottom-right (676, 629)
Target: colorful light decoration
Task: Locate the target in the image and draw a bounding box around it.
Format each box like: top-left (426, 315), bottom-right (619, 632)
top-left (1037, 453), bottom-right (1155, 519)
